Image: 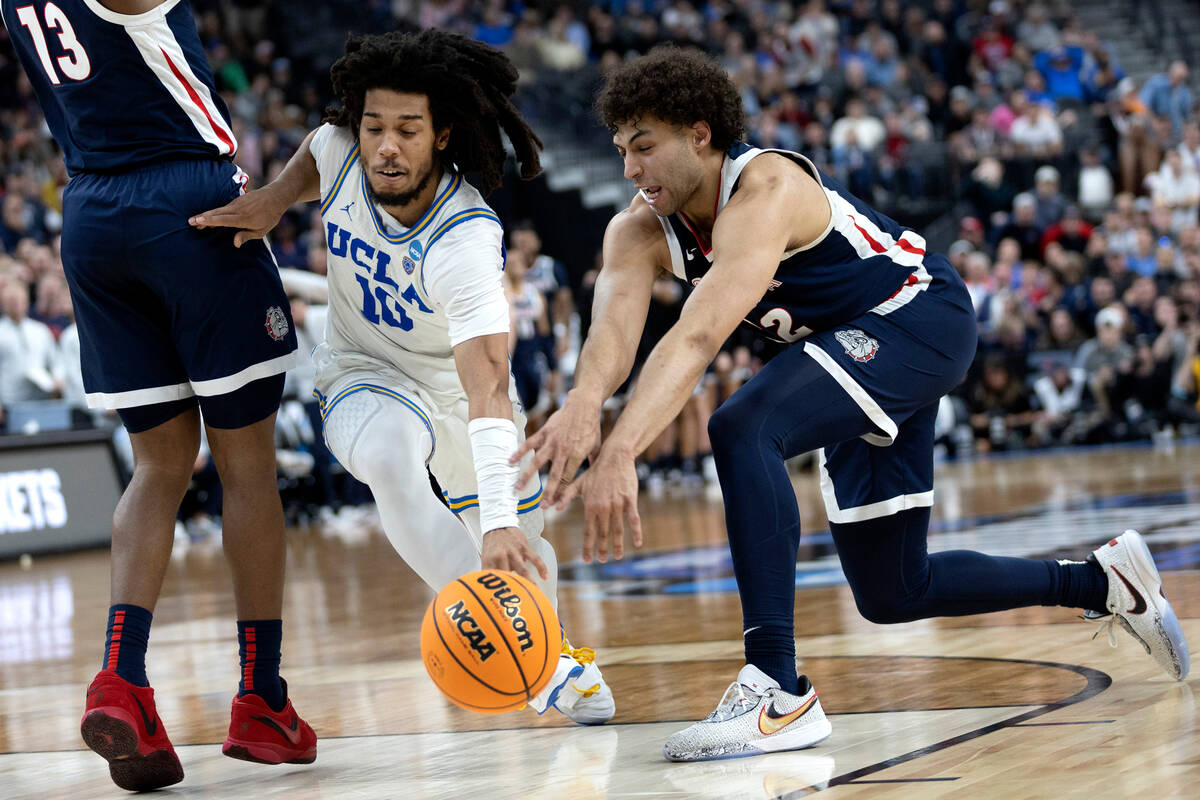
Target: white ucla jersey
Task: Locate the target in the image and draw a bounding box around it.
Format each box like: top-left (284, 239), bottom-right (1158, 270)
top-left (308, 124), bottom-right (509, 393)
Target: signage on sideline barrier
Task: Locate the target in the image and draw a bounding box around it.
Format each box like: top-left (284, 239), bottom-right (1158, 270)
top-left (0, 429), bottom-right (123, 559)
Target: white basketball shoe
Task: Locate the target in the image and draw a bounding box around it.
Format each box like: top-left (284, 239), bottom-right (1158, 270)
top-left (1086, 530), bottom-right (1190, 680)
top-left (663, 664), bottom-right (831, 762)
top-left (528, 639), bottom-right (615, 725)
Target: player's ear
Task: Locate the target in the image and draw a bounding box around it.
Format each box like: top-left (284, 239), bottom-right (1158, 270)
top-left (435, 125), bottom-right (452, 152)
top-left (690, 121), bottom-right (712, 151)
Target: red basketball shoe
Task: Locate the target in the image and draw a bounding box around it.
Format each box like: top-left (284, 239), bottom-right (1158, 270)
top-left (222, 681), bottom-right (317, 765)
top-left (80, 669), bottom-right (184, 791)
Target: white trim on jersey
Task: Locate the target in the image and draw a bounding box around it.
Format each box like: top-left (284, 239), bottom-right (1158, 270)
top-left (189, 351), bottom-right (300, 397)
top-left (653, 209), bottom-right (689, 280)
top-left (85, 380), bottom-right (193, 410)
top-left (817, 448), bottom-right (934, 523)
top-left (829, 196), bottom-right (932, 315)
top-left (802, 340), bottom-right (897, 446)
top-left (84, 350), bottom-right (300, 409)
top-left (81, 0), bottom-right (181, 26)
top-left (121, 15), bottom-right (236, 156)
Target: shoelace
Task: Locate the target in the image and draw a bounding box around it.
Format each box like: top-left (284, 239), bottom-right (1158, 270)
top-left (705, 682), bottom-right (759, 723)
top-left (1084, 612), bottom-right (1150, 655)
top-left (563, 642), bottom-right (602, 699)
top-left (1089, 613), bottom-right (1120, 648)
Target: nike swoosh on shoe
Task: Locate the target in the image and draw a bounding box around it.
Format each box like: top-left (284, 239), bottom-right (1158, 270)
top-left (132, 694), bottom-right (158, 736)
top-left (1111, 566), bottom-right (1148, 615)
top-left (758, 695), bottom-right (818, 736)
top-left (251, 713), bottom-right (302, 745)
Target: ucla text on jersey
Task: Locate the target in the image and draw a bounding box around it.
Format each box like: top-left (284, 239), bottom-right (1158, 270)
top-left (326, 220), bottom-right (436, 332)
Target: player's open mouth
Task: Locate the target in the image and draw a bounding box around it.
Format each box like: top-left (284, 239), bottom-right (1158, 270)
top-left (641, 186), bottom-right (662, 203)
top-left (378, 169), bottom-right (406, 179)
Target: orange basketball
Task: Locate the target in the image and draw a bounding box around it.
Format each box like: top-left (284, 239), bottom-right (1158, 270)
top-left (420, 569), bottom-right (561, 714)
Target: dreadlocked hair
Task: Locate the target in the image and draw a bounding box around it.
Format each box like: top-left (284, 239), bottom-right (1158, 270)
top-left (596, 45), bottom-right (745, 151)
top-left (324, 29), bottom-right (542, 195)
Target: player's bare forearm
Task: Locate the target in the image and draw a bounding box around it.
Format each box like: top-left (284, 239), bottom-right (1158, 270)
top-left (569, 316), bottom-right (639, 409)
top-left (602, 324), bottom-right (719, 460)
top-left (570, 243), bottom-right (656, 406)
top-left (454, 332), bottom-right (516, 421)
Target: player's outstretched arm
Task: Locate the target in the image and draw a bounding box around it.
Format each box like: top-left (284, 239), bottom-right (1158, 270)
top-left (189, 128), bottom-right (322, 248)
top-left (568, 156), bottom-right (825, 564)
top-left (512, 204), bottom-right (662, 503)
top-left (455, 332), bottom-right (549, 582)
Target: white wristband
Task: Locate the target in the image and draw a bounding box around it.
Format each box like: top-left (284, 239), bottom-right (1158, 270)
top-left (467, 417), bottom-right (520, 533)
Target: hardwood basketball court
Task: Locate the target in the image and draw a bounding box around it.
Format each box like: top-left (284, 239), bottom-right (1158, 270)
top-left (2, 441), bottom-right (1198, 798)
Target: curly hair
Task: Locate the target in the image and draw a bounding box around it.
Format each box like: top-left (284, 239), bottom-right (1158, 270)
top-left (323, 30), bottom-right (541, 194)
top-left (595, 45), bottom-right (745, 151)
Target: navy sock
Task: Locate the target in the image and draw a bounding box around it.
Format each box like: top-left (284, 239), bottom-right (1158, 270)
top-left (744, 625), bottom-right (801, 695)
top-left (1053, 559), bottom-right (1109, 614)
top-left (103, 604), bottom-right (152, 686)
top-left (237, 620), bottom-right (285, 712)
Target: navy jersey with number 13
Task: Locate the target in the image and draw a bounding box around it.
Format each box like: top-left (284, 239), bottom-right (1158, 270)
top-left (0, 0), bottom-right (236, 174)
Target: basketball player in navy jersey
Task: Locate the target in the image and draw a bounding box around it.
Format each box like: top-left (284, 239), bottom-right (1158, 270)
top-left (0, 0), bottom-right (315, 789)
top-left (516, 47), bottom-right (1190, 761)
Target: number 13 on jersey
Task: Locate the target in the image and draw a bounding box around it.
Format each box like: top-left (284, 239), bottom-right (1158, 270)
top-left (15, 2), bottom-right (91, 84)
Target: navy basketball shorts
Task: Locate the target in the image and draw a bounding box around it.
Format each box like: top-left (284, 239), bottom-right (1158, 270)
top-left (800, 254), bottom-right (977, 524)
top-left (60, 159), bottom-right (299, 424)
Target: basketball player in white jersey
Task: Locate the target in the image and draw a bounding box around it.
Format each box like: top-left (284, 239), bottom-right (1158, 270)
top-left (192, 30), bottom-right (613, 724)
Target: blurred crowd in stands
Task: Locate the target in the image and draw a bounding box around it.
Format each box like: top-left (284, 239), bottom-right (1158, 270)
top-left (1, 0), bottom-right (1199, 531)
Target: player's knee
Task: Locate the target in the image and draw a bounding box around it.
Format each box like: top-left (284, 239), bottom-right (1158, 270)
top-left (847, 582), bottom-right (926, 625)
top-left (707, 399), bottom-right (753, 452)
top-left (354, 437), bottom-right (423, 492)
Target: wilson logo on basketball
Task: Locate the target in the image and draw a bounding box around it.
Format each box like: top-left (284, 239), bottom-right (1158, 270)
top-left (445, 600), bottom-right (496, 662)
top-left (477, 572), bottom-right (534, 652)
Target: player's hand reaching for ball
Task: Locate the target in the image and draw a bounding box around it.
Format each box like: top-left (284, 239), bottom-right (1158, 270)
top-left (481, 527), bottom-right (549, 582)
top-left (188, 184), bottom-right (291, 248)
top-left (558, 448), bottom-right (643, 564)
top-left (511, 390), bottom-right (602, 507)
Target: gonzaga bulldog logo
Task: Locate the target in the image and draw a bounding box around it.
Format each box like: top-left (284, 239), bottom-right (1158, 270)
top-left (265, 306), bottom-right (290, 341)
top-left (834, 328), bottom-right (879, 362)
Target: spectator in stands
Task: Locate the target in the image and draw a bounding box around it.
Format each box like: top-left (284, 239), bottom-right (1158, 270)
top-left (538, 6), bottom-right (587, 72)
top-left (1010, 98), bottom-right (1063, 159)
top-left (1169, 322), bottom-right (1200, 426)
top-left (1031, 359), bottom-right (1087, 445)
top-left (1180, 122), bottom-right (1200, 174)
top-left (1112, 78), bottom-right (1161, 193)
top-left (968, 354), bottom-right (1035, 452)
top-left (963, 250), bottom-right (992, 316)
top-left (0, 281), bottom-right (60, 413)
top-left (0, 193), bottom-right (44, 254)
top-left (474, 0), bottom-right (514, 48)
top-left (1032, 165), bottom-right (1067, 230)
top-left (1141, 60), bottom-right (1194, 139)
top-left (1040, 307), bottom-right (1087, 352)
top-left (830, 96), bottom-right (886, 152)
top-left (1035, 45), bottom-right (1086, 104)
top-left (268, 212), bottom-right (308, 270)
top-left (1077, 145), bottom-right (1114, 220)
top-left (1076, 305), bottom-right (1136, 440)
top-left (1128, 228), bottom-right (1161, 277)
top-left (1041, 204), bottom-right (1093, 257)
top-left (1150, 149), bottom-right (1200, 233)
top-left (997, 193), bottom-right (1044, 262)
top-left (1124, 275), bottom-right (1160, 338)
